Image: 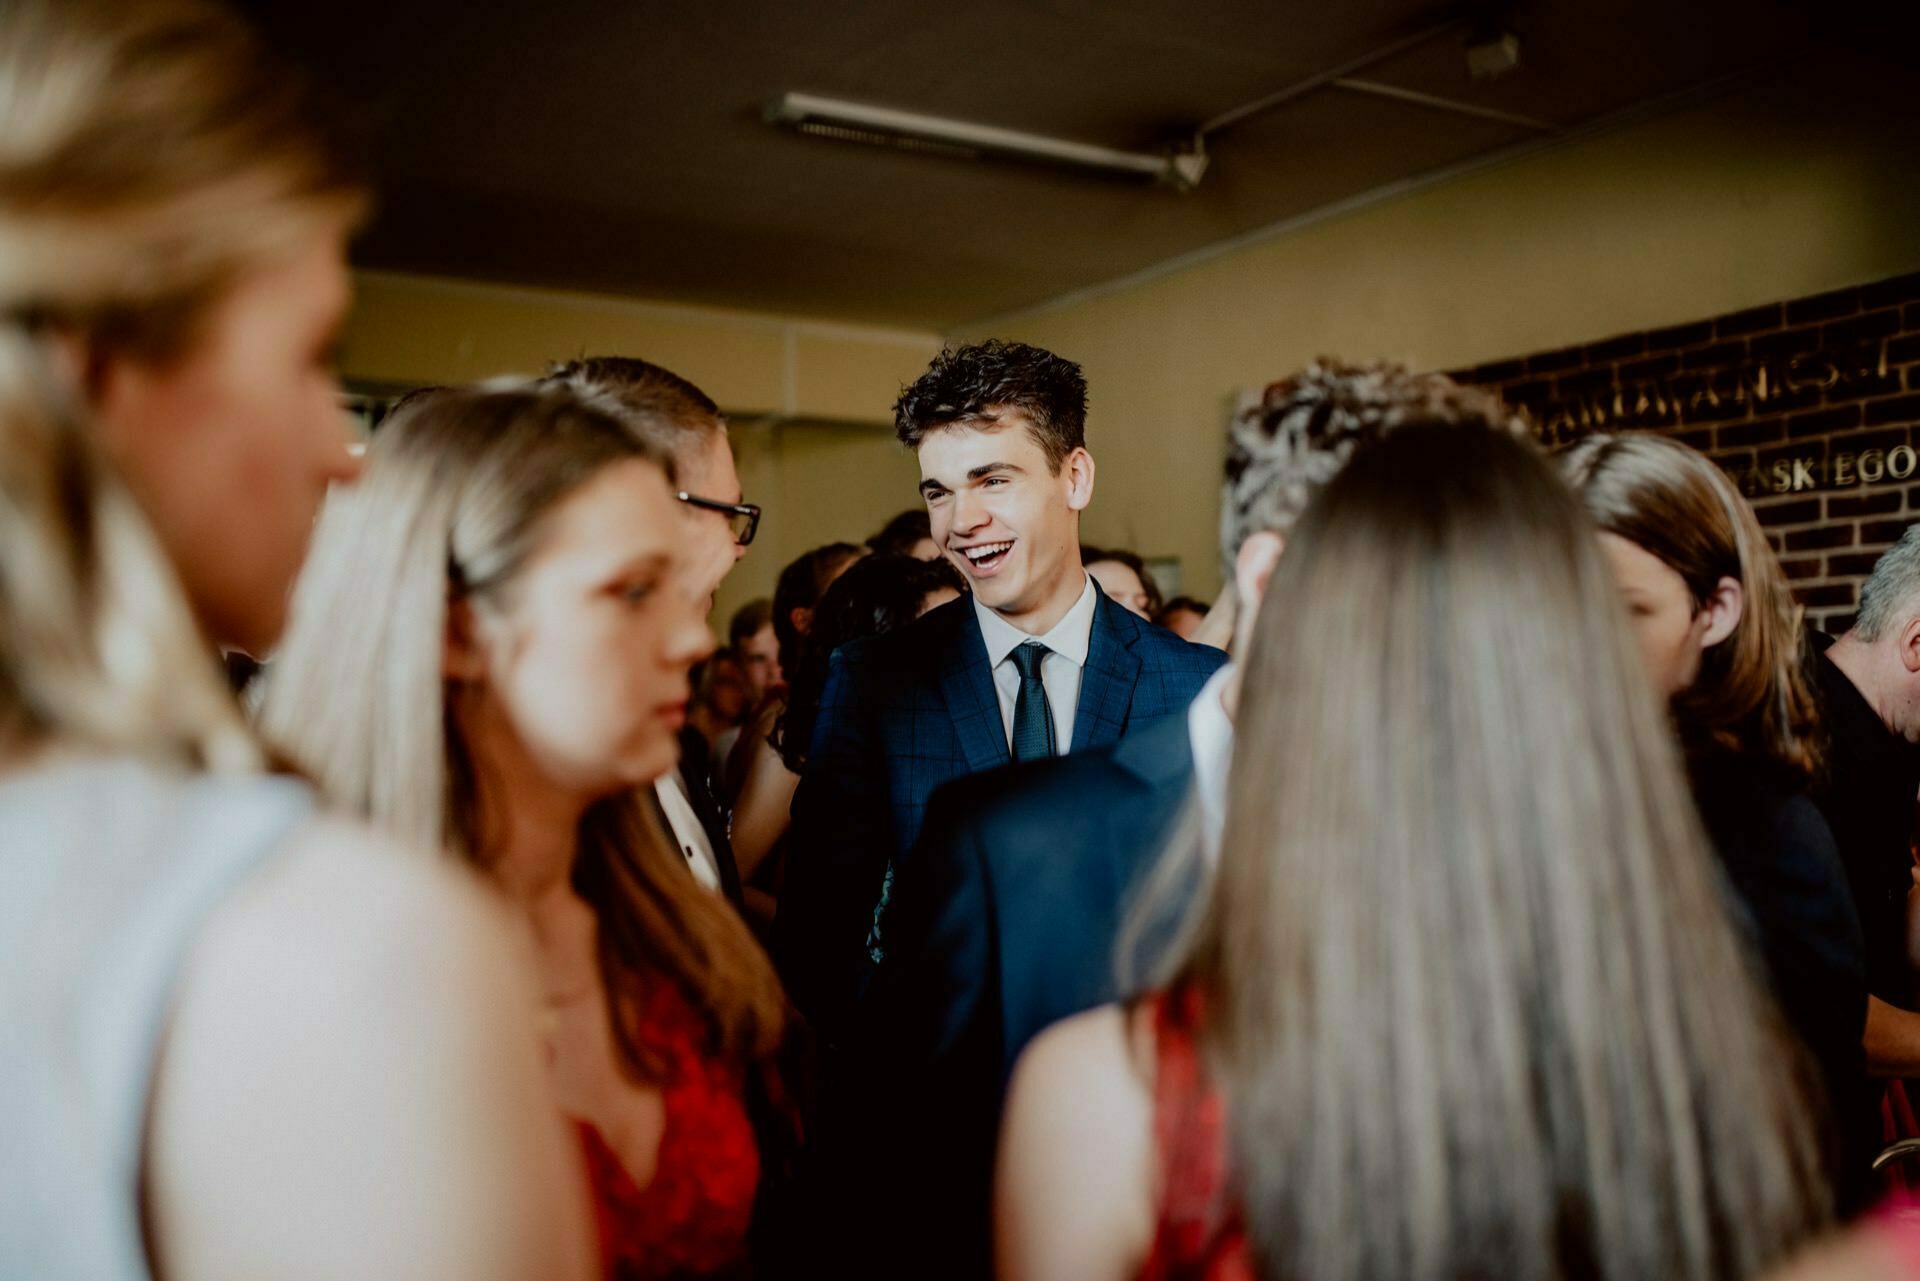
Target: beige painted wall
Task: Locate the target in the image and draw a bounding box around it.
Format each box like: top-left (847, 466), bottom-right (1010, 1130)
top-left (342, 271), bottom-right (940, 422)
top-left (340, 271), bottom-right (941, 631)
top-left (956, 52), bottom-right (1920, 600)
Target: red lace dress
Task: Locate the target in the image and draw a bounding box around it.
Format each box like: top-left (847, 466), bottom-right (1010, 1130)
top-left (576, 979), bottom-right (760, 1280)
top-left (1139, 986), bottom-right (1254, 1281)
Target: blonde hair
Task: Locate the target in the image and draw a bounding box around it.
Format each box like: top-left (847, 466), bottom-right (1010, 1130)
top-left (0, 0), bottom-right (363, 770)
top-left (1562, 432), bottom-right (1821, 781)
top-left (1168, 424), bottom-right (1827, 1280)
top-left (261, 386), bottom-right (785, 1070)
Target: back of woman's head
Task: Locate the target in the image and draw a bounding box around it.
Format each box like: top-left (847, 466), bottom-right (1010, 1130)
top-left (1562, 432), bottom-right (1819, 779)
top-left (0, 0), bottom-right (363, 770)
top-left (774, 553), bottom-right (964, 771)
top-left (264, 384), bottom-right (786, 1069)
top-left (1186, 423), bottom-right (1826, 1281)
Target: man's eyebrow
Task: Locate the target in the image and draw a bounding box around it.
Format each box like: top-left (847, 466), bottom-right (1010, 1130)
top-left (920, 462), bottom-right (1023, 494)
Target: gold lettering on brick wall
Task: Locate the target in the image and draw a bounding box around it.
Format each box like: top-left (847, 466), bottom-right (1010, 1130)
top-left (1739, 444), bottom-right (1920, 496)
top-left (1530, 339), bottom-right (1890, 449)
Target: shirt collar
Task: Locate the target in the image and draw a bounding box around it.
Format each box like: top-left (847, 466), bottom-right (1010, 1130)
top-left (1187, 664), bottom-right (1235, 861)
top-left (973, 574), bottom-right (1099, 669)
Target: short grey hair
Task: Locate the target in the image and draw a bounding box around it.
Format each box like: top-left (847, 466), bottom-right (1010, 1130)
top-left (1219, 360), bottom-right (1524, 574)
top-left (1853, 524), bottom-right (1920, 642)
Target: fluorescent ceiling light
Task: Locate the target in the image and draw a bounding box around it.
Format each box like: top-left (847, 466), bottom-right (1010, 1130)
top-left (765, 92), bottom-right (1207, 192)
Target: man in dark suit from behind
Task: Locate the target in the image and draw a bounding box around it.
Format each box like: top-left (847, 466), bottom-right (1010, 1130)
top-left (826, 363), bottom-right (1526, 1279)
top-left (776, 341), bottom-right (1226, 1041)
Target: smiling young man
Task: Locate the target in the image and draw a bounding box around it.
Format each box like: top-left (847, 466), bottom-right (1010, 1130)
top-left (774, 340), bottom-right (1224, 1039)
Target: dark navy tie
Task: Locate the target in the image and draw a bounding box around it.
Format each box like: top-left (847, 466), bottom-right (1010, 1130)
top-left (1009, 641), bottom-right (1056, 763)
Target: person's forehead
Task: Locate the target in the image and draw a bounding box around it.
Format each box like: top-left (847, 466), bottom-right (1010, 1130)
top-left (518, 461), bottom-right (676, 583)
top-left (918, 416), bottom-right (1043, 471)
top-left (675, 427), bottom-right (740, 498)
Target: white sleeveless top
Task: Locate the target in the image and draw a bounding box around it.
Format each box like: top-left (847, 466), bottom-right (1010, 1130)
top-left (0, 757), bottom-right (311, 1281)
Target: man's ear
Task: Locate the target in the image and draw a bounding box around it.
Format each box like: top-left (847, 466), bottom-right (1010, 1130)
top-left (1064, 448), bottom-right (1095, 513)
top-left (444, 596), bottom-right (487, 682)
top-left (1900, 616), bottom-right (1920, 675)
top-left (1232, 531), bottom-right (1286, 621)
top-left (790, 605), bottom-right (814, 638)
top-left (1698, 575), bottom-right (1745, 649)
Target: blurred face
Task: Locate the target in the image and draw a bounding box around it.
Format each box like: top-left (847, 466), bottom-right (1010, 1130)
top-left (737, 622), bottom-right (781, 700)
top-left (1087, 558), bottom-right (1151, 618)
top-left (919, 414), bottom-right (1094, 630)
top-left (464, 458), bottom-right (714, 798)
top-left (91, 228), bottom-right (360, 656)
top-left (907, 536), bottom-right (941, 561)
top-left (702, 656), bottom-right (749, 725)
top-left (674, 427), bottom-right (748, 613)
top-left (1161, 606), bottom-right (1205, 640)
top-left (1596, 531), bottom-right (1718, 698)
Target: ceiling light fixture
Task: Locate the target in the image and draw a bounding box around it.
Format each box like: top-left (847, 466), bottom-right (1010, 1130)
top-left (765, 92), bottom-right (1208, 192)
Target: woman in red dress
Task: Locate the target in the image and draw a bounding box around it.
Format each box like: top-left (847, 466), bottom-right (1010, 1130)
top-left (998, 406), bottom-right (1833, 1281)
top-left (264, 386), bottom-right (789, 1279)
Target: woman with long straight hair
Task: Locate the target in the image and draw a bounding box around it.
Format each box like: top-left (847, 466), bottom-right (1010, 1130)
top-left (0, 3), bottom-right (592, 1278)
top-left (1564, 431), bottom-right (1870, 1211)
top-left (261, 385), bottom-right (792, 1280)
top-left (997, 422), bottom-right (1831, 1281)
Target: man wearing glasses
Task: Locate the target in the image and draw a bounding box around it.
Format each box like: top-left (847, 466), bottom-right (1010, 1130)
top-left (545, 356), bottom-right (762, 906)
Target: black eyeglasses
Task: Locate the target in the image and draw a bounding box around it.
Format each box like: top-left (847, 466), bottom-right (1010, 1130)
top-left (676, 491), bottom-right (761, 546)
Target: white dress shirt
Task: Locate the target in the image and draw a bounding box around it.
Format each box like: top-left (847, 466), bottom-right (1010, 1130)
top-left (654, 772), bottom-right (722, 892)
top-left (972, 575), bottom-right (1099, 756)
top-left (1186, 663), bottom-right (1236, 862)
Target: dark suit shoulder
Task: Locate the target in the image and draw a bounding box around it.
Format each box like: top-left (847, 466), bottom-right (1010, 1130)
top-left (1107, 605), bottom-right (1228, 675)
top-left (922, 743), bottom-right (1139, 831)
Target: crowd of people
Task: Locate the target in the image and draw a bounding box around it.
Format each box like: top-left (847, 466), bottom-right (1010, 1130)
top-left (10, 3), bottom-right (1920, 1281)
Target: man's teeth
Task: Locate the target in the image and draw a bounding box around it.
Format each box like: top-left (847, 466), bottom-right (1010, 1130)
top-left (963, 542), bottom-right (1012, 563)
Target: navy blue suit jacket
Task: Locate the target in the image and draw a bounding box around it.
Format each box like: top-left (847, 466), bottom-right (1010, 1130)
top-left (808, 712), bottom-right (1205, 1279)
top-left (774, 585), bottom-right (1224, 1037)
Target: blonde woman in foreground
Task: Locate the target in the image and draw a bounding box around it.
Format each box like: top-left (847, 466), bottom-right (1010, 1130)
top-left (997, 422), bottom-right (1831, 1281)
top-left (0, 2), bottom-right (592, 1278)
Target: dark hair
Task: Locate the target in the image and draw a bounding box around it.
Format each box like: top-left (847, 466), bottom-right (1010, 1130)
top-left (893, 339), bottom-right (1087, 472)
top-left (773, 554), bottom-right (965, 771)
top-left (1082, 545), bottom-right (1164, 616)
top-left (1156, 595), bottom-right (1208, 625)
top-left (867, 508), bottom-right (934, 558)
top-left (542, 355), bottom-right (724, 484)
top-left (771, 542), bottom-right (866, 680)
top-left (728, 598), bottom-right (774, 649)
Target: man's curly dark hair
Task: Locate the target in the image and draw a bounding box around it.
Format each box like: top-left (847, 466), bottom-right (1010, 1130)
top-left (892, 340), bottom-right (1088, 473)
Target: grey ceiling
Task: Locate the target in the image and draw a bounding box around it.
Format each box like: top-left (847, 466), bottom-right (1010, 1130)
top-left (249, 0), bottom-right (1840, 330)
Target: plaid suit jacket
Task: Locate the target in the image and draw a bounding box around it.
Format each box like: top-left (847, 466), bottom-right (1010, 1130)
top-left (774, 584), bottom-right (1225, 1037)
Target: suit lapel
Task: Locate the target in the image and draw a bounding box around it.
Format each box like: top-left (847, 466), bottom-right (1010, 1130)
top-left (935, 600), bottom-right (1012, 773)
top-left (1072, 590), bottom-right (1142, 752)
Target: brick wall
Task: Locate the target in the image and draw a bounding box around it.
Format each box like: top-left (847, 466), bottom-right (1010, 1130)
top-left (1449, 270), bottom-right (1920, 634)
